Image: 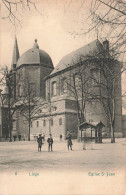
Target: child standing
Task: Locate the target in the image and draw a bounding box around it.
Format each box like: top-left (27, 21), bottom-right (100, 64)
top-left (47, 134), bottom-right (53, 152)
top-left (37, 134), bottom-right (43, 152)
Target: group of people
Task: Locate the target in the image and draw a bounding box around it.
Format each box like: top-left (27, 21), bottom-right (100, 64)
top-left (37, 131), bottom-right (73, 152)
top-left (37, 134), bottom-right (53, 152)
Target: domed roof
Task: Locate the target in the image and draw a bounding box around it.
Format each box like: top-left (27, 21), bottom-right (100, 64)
top-left (17, 39), bottom-right (53, 68)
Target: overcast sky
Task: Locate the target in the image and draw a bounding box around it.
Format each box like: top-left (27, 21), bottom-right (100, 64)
top-left (0, 0), bottom-right (96, 68)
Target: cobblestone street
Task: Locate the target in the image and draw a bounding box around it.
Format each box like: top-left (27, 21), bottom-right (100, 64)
top-left (0, 138), bottom-right (126, 195)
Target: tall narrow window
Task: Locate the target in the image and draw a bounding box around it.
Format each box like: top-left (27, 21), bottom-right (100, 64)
top-left (52, 81), bottom-right (57, 96)
top-left (74, 74), bottom-right (81, 90)
top-left (31, 121), bottom-right (33, 127)
top-left (37, 121), bottom-right (39, 127)
top-left (50, 119), bottom-right (53, 126)
top-left (61, 78), bottom-right (67, 93)
top-left (59, 118), bottom-right (62, 125)
top-left (43, 120), bottom-right (46, 126)
top-left (90, 68), bottom-right (100, 86)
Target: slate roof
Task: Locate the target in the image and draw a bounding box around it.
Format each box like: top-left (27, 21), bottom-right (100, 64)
top-left (50, 39), bottom-right (104, 75)
top-left (17, 40), bottom-right (53, 68)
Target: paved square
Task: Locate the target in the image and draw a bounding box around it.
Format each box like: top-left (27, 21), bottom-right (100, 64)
top-left (0, 138), bottom-right (126, 172)
top-left (0, 138), bottom-right (126, 195)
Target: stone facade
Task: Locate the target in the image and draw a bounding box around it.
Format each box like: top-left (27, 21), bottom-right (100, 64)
top-left (30, 98), bottom-right (78, 140)
top-left (45, 55), bottom-right (122, 138)
top-left (1, 38), bottom-right (124, 140)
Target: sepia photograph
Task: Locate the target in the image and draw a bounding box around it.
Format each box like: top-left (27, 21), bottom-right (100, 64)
top-left (0, 0), bottom-right (126, 194)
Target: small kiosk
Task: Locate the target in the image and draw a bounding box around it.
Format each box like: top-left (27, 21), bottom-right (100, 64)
top-left (79, 121), bottom-right (105, 143)
top-left (79, 122), bottom-right (96, 142)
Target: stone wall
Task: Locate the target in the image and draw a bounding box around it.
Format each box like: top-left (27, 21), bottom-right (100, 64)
top-left (65, 112), bottom-right (78, 138)
top-left (30, 114), bottom-right (66, 140)
top-left (40, 66), bottom-right (53, 98)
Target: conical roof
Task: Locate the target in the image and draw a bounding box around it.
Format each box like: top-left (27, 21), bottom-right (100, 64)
top-left (11, 36), bottom-right (20, 69)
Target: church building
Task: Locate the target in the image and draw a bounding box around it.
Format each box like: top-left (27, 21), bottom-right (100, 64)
top-left (1, 37), bottom-right (123, 140)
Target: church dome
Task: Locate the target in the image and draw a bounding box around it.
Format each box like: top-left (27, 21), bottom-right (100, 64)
top-left (17, 39), bottom-right (53, 68)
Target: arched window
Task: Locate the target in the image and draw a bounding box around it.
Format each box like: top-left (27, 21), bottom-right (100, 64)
top-left (74, 74), bottom-right (81, 89)
top-left (52, 81), bottom-right (57, 96)
top-left (37, 121), bottom-right (39, 127)
top-left (59, 118), bottom-right (62, 125)
top-left (61, 78), bottom-right (67, 93)
top-left (43, 120), bottom-right (46, 126)
top-left (90, 68), bottom-right (100, 86)
top-left (50, 119), bottom-right (53, 126)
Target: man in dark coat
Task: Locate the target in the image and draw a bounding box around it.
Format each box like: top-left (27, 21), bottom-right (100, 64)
top-left (66, 132), bottom-right (72, 150)
top-left (37, 134), bottom-right (43, 152)
top-left (60, 134), bottom-right (62, 141)
top-left (47, 134), bottom-right (53, 152)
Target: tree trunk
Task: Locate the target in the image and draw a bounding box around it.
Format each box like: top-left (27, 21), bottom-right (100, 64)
top-left (28, 118), bottom-right (30, 141)
top-left (110, 124), bottom-right (115, 143)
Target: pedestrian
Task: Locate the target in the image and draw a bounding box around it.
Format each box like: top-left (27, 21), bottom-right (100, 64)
top-left (18, 134), bottom-right (21, 141)
top-left (37, 134), bottom-right (43, 152)
top-left (60, 134), bottom-right (62, 141)
top-left (83, 130), bottom-right (86, 150)
top-left (47, 134), bottom-right (53, 152)
top-left (13, 135), bottom-right (17, 141)
top-left (66, 132), bottom-right (73, 150)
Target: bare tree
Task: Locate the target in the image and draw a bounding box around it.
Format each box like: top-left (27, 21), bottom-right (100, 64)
top-left (92, 59), bottom-right (124, 143)
top-left (60, 43), bottom-right (125, 143)
top-left (18, 75), bottom-right (45, 141)
top-left (19, 82), bottom-right (58, 140)
top-left (89, 0), bottom-right (126, 57)
top-left (1, 0), bottom-right (41, 25)
top-left (0, 66), bottom-right (22, 141)
top-left (65, 0), bottom-right (126, 60)
top-left (0, 68), bottom-right (58, 141)
top-left (61, 55), bottom-right (95, 126)
top-left (29, 92), bottom-right (59, 136)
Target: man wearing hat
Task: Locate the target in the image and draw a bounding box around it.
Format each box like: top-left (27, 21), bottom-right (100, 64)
top-left (37, 134), bottom-right (43, 152)
top-left (66, 131), bottom-right (73, 150)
